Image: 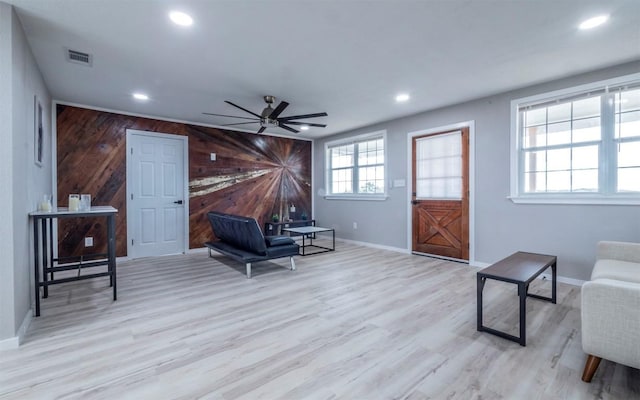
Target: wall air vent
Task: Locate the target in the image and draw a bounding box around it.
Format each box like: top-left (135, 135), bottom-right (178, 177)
top-left (66, 48), bottom-right (92, 66)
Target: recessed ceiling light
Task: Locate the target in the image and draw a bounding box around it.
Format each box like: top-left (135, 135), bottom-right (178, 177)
top-left (300, 125), bottom-right (310, 131)
top-left (169, 11), bottom-right (193, 27)
top-left (395, 93), bottom-right (410, 103)
top-left (579, 15), bottom-right (609, 30)
top-left (132, 93), bottom-right (149, 101)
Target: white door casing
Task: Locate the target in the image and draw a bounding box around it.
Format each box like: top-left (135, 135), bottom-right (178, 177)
top-left (126, 130), bottom-right (189, 258)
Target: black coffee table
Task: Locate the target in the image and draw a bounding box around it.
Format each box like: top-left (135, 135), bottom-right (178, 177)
top-left (477, 251), bottom-right (557, 346)
top-left (282, 226), bottom-right (335, 256)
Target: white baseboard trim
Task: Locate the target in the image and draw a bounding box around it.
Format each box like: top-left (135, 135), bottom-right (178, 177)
top-left (17, 309), bottom-right (32, 346)
top-left (123, 243), bottom-right (588, 287)
top-left (470, 261), bottom-right (491, 268)
top-left (0, 336), bottom-right (19, 351)
top-left (541, 273), bottom-right (585, 287)
top-left (118, 248), bottom-right (208, 262)
top-left (0, 309), bottom-right (32, 351)
top-left (335, 237), bottom-right (411, 254)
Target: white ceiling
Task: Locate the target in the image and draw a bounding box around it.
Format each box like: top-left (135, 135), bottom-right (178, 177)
top-left (7, 0), bottom-right (640, 138)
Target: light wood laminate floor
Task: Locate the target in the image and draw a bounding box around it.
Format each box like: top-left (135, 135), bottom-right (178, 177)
top-left (1, 242), bottom-right (638, 399)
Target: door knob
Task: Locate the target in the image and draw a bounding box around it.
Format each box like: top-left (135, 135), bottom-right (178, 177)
top-left (174, 200), bottom-right (183, 204)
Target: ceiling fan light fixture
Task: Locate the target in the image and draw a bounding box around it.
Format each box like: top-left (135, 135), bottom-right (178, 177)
top-left (260, 118), bottom-right (278, 128)
top-left (300, 125), bottom-right (310, 131)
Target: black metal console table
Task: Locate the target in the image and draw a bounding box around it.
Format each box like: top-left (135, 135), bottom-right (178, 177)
top-left (29, 206), bottom-right (118, 316)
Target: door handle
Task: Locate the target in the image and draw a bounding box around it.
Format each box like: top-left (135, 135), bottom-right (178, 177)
top-left (174, 200), bottom-right (183, 205)
top-left (411, 200), bottom-right (418, 205)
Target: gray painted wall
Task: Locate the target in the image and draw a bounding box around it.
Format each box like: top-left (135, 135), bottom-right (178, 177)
top-left (314, 60), bottom-right (640, 282)
top-left (0, 2), bottom-right (52, 344)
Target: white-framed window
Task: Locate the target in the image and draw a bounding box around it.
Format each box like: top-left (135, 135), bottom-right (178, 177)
top-left (510, 73), bottom-right (640, 205)
top-left (325, 130), bottom-right (387, 200)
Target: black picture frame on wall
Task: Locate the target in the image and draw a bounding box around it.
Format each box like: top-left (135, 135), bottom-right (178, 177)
top-left (34, 96), bottom-right (43, 167)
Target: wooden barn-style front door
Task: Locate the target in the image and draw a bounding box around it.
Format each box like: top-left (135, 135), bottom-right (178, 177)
top-left (411, 127), bottom-right (469, 261)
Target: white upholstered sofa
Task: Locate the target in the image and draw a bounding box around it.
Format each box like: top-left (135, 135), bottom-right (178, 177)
top-left (581, 241), bottom-right (640, 382)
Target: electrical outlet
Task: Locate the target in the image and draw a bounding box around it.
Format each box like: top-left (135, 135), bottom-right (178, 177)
top-left (85, 237), bottom-right (93, 247)
top-left (353, 222), bottom-right (358, 229)
top-left (210, 153), bottom-right (216, 161)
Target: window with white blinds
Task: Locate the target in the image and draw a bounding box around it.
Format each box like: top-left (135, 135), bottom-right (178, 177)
top-left (415, 131), bottom-right (462, 199)
top-left (325, 131), bottom-right (387, 199)
top-left (511, 73), bottom-right (640, 204)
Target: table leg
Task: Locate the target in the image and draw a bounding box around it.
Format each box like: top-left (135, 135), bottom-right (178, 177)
top-left (477, 275), bottom-right (485, 331)
top-left (552, 261), bottom-right (557, 304)
top-left (48, 218), bottom-right (54, 281)
top-left (41, 218), bottom-right (48, 298)
top-left (332, 229), bottom-right (335, 251)
top-left (107, 214), bottom-right (117, 300)
top-left (518, 283), bottom-right (526, 346)
top-left (33, 218), bottom-right (41, 317)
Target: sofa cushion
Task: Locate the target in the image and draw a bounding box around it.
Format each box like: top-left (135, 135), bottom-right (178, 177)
top-left (592, 259), bottom-right (640, 284)
top-left (265, 235), bottom-right (295, 247)
top-left (265, 243), bottom-right (300, 258)
top-left (205, 241), bottom-right (266, 263)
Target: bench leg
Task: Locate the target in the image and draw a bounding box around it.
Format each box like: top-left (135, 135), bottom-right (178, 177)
top-left (518, 283), bottom-right (527, 346)
top-left (477, 275), bottom-right (485, 331)
top-left (246, 263), bottom-right (252, 279)
top-left (290, 256), bottom-right (296, 271)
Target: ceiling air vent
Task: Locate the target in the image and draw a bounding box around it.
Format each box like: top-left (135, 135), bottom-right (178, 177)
top-left (66, 48), bottom-right (92, 66)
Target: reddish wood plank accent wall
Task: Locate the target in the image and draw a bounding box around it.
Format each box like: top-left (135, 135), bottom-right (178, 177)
top-left (57, 105), bottom-right (312, 257)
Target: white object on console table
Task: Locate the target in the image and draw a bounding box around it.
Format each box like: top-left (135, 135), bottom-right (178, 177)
top-left (68, 194), bottom-right (80, 211)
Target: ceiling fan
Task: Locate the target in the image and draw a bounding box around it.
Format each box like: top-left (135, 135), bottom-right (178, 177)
top-left (203, 95), bottom-right (327, 134)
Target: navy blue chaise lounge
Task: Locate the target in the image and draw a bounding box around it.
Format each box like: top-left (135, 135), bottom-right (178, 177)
top-left (204, 211), bottom-right (299, 278)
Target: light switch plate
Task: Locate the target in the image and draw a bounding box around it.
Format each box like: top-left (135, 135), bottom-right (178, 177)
top-left (393, 179), bottom-right (406, 188)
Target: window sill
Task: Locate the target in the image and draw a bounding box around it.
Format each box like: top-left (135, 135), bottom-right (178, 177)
top-left (324, 194), bottom-right (388, 201)
top-left (508, 195), bottom-right (640, 206)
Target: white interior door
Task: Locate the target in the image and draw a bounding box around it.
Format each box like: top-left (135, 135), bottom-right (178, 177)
top-left (127, 130), bottom-right (187, 258)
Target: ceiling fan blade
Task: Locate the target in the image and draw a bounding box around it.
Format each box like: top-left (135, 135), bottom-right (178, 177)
top-left (279, 112), bottom-right (328, 121)
top-left (257, 126), bottom-right (267, 134)
top-left (278, 124), bottom-right (300, 134)
top-left (283, 121), bottom-right (327, 128)
top-left (269, 101), bottom-right (289, 119)
top-left (224, 100), bottom-right (262, 118)
top-left (222, 121), bottom-right (260, 126)
top-left (202, 112), bottom-right (259, 121)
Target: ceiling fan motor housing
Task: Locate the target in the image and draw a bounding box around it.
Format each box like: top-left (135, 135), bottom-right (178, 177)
top-left (262, 95), bottom-right (275, 118)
